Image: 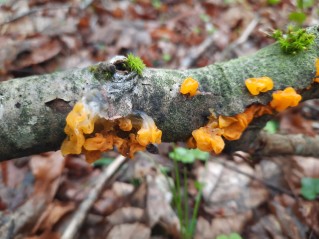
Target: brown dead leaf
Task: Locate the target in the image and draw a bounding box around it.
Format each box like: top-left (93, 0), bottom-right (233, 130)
top-left (150, 27), bottom-right (179, 42)
top-left (296, 200), bottom-right (319, 234)
top-left (0, 36), bottom-right (48, 73)
top-left (195, 217), bottom-right (212, 239)
top-left (106, 223), bottom-right (151, 239)
top-left (280, 109), bottom-right (316, 136)
top-left (64, 155), bottom-right (92, 178)
top-left (195, 212), bottom-right (252, 239)
top-left (88, 21), bottom-right (151, 56)
top-left (248, 214), bottom-right (285, 239)
top-left (283, 156), bottom-right (319, 194)
top-left (0, 160), bottom-right (34, 210)
top-left (112, 181), bottom-right (134, 197)
top-left (30, 151), bottom-right (65, 195)
top-left (270, 200), bottom-right (308, 239)
top-left (197, 159), bottom-right (268, 216)
top-left (32, 200), bottom-right (75, 234)
top-left (130, 182), bottom-right (147, 208)
top-left (26, 230), bottom-right (60, 239)
top-left (107, 207), bottom-right (145, 225)
top-left (210, 211), bottom-right (252, 238)
top-left (11, 38), bottom-right (61, 70)
top-left (146, 175), bottom-right (179, 236)
top-left (93, 190), bottom-right (121, 215)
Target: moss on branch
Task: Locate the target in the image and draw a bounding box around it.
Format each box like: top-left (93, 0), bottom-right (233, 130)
top-left (0, 26), bottom-right (318, 161)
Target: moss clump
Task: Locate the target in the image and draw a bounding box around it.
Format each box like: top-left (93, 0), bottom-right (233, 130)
top-left (125, 53), bottom-right (146, 76)
top-left (89, 65), bottom-right (98, 73)
top-left (272, 26), bottom-right (315, 54)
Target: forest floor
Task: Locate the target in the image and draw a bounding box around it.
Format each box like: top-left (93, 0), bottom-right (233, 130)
top-left (0, 0), bottom-right (319, 239)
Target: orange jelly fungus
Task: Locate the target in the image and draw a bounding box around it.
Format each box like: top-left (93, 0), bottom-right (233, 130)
top-left (314, 59), bottom-right (319, 83)
top-left (192, 127), bottom-right (224, 154)
top-left (61, 102), bottom-right (162, 162)
top-left (118, 118), bottom-right (133, 131)
top-left (180, 77), bottom-right (199, 97)
top-left (136, 114), bottom-right (162, 146)
top-left (61, 102), bottom-right (96, 155)
top-left (188, 105), bottom-right (273, 154)
top-left (245, 77), bottom-right (274, 95)
top-left (270, 87), bottom-right (302, 112)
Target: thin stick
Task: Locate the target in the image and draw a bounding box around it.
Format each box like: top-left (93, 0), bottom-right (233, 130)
top-left (61, 155), bottom-right (127, 239)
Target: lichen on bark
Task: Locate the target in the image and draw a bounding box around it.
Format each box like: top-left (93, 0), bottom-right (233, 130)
top-left (0, 25), bottom-right (318, 161)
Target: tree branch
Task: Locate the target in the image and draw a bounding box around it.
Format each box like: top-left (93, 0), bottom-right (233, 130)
top-left (1, 25), bottom-right (318, 161)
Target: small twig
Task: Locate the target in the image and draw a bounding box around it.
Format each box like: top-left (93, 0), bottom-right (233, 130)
top-left (0, 1), bottom-right (95, 27)
top-left (252, 132), bottom-right (319, 158)
top-left (218, 15), bottom-right (259, 61)
top-left (180, 33), bottom-right (218, 69)
top-left (0, 5), bottom-right (71, 27)
top-left (61, 155), bottom-right (127, 239)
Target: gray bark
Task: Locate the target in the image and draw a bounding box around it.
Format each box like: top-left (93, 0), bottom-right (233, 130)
top-left (1, 25), bottom-right (319, 161)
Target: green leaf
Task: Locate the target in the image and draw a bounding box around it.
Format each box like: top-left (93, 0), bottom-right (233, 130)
top-left (169, 147), bottom-right (195, 163)
top-left (302, 0), bottom-right (314, 8)
top-left (264, 120), bottom-right (278, 134)
top-left (216, 235), bottom-right (229, 239)
top-left (199, 13), bottom-right (210, 23)
top-left (169, 147), bottom-right (210, 164)
top-left (288, 12), bottom-right (306, 25)
top-left (190, 149), bottom-right (210, 161)
top-left (151, 0), bottom-right (162, 9)
top-left (194, 181), bottom-right (204, 191)
top-left (162, 53), bottom-right (172, 62)
top-left (229, 233), bottom-right (243, 239)
top-left (297, 0), bottom-right (304, 9)
top-left (267, 0), bottom-right (281, 5)
top-left (92, 157), bottom-right (113, 167)
top-left (301, 177), bottom-right (319, 200)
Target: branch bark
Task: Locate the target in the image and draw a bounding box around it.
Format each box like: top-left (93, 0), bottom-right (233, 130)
top-left (1, 26), bottom-right (319, 161)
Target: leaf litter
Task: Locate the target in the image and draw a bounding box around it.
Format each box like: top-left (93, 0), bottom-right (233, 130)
top-left (0, 0), bottom-right (319, 238)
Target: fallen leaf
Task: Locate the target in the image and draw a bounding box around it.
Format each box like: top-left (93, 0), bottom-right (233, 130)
top-left (248, 214), bottom-right (285, 239)
top-left (107, 207), bottom-right (144, 225)
top-left (197, 159), bottom-right (268, 216)
top-left (146, 175), bottom-right (179, 236)
top-left (32, 200), bottom-right (75, 234)
top-left (106, 223), bottom-right (151, 239)
top-left (30, 151), bottom-right (65, 195)
top-left (112, 181), bottom-right (134, 197)
top-left (270, 200), bottom-right (308, 239)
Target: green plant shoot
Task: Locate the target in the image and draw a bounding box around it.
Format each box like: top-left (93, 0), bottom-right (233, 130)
top-left (272, 26), bottom-right (315, 54)
top-left (126, 53), bottom-right (146, 75)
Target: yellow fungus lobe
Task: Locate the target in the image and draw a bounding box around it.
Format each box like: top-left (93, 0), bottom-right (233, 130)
top-left (314, 59), bottom-right (319, 83)
top-left (180, 77), bottom-right (199, 97)
top-left (270, 87), bottom-right (302, 112)
top-left (245, 77), bottom-right (274, 95)
top-left (118, 118), bottom-right (133, 131)
top-left (61, 102), bottom-right (96, 155)
top-left (61, 101), bottom-right (162, 163)
top-left (83, 133), bottom-right (113, 151)
top-left (188, 104), bottom-right (273, 154)
top-left (136, 113), bottom-right (162, 146)
top-left (192, 127), bottom-right (224, 154)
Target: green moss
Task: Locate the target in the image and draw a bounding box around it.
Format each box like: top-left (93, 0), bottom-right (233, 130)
top-left (89, 64), bottom-right (113, 81)
top-left (89, 65), bottom-right (98, 73)
top-left (125, 53), bottom-right (146, 76)
top-left (272, 26), bottom-right (315, 54)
